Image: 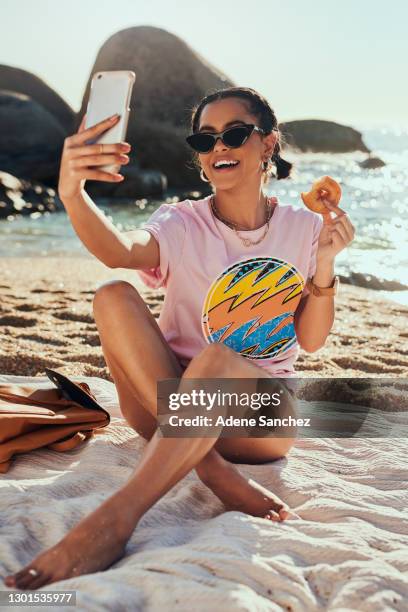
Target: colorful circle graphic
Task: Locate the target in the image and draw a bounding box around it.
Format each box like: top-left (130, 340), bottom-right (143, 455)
top-left (202, 257), bottom-right (305, 360)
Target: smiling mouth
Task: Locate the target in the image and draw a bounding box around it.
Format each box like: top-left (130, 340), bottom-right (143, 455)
top-left (212, 161), bottom-right (240, 171)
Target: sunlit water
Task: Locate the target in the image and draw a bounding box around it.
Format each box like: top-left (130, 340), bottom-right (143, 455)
top-left (1, 126), bottom-right (407, 304)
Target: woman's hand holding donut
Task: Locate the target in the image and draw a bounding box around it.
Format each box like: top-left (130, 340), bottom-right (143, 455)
top-left (301, 176), bottom-right (342, 217)
top-left (58, 114), bottom-right (131, 201)
top-left (301, 175), bottom-right (355, 263)
top-left (315, 198), bottom-right (355, 264)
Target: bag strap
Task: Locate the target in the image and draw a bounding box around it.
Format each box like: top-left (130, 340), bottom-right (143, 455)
top-left (0, 390), bottom-right (68, 407)
top-left (47, 430), bottom-right (94, 452)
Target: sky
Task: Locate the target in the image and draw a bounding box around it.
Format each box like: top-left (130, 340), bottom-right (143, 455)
top-left (1, 0), bottom-right (407, 127)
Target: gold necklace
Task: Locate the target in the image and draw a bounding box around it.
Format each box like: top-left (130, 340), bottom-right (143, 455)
top-left (211, 195), bottom-right (274, 247)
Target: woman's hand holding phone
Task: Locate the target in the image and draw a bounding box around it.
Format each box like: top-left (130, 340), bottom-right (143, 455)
top-left (58, 114), bottom-right (131, 202)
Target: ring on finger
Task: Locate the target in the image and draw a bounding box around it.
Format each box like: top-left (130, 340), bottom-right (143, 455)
top-left (99, 144), bottom-right (104, 155)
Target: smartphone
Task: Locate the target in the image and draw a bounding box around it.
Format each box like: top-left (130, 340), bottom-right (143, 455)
top-left (44, 367), bottom-right (109, 417)
top-left (84, 70), bottom-right (136, 174)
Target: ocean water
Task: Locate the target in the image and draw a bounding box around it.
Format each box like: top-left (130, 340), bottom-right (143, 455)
top-left (1, 125), bottom-right (407, 304)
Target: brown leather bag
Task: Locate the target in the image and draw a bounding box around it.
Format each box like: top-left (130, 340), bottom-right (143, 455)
top-left (0, 368), bottom-right (110, 473)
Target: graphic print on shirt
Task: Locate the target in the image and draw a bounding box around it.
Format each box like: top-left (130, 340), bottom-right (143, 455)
top-left (201, 257), bottom-right (305, 360)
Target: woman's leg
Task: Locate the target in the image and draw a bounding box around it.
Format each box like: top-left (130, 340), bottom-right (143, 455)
top-left (4, 281), bottom-right (295, 589)
top-left (91, 280), bottom-right (184, 436)
top-left (6, 433), bottom-right (223, 590)
top-left (91, 281), bottom-right (295, 457)
top-left (92, 281), bottom-right (296, 518)
top-left (4, 341), bottom-right (234, 590)
top-left (186, 343), bottom-right (297, 518)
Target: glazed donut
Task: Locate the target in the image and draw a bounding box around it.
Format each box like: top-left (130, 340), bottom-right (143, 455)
top-left (301, 176), bottom-right (342, 214)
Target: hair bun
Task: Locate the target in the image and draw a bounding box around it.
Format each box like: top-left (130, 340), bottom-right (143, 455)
top-left (275, 155), bottom-right (292, 180)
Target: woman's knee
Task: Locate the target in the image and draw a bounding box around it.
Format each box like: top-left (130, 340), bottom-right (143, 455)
top-left (257, 436), bottom-right (296, 462)
top-left (217, 435), bottom-right (296, 463)
top-left (188, 343), bottom-right (236, 376)
top-left (93, 280), bottom-right (143, 315)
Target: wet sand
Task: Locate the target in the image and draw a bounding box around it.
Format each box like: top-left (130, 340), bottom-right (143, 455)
top-left (0, 257), bottom-right (407, 379)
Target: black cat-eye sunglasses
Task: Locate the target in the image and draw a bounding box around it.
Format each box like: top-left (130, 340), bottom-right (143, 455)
top-left (186, 123), bottom-right (268, 153)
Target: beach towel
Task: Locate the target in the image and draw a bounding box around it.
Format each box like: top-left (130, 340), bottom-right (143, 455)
top-left (0, 374), bottom-right (407, 611)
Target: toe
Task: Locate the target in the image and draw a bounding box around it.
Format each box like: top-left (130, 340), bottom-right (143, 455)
top-left (6, 569), bottom-right (27, 589)
top-left (28, 573), bottom-right (51, 590)
top-left (279, 508), bottom-right (290, 520)
top-left (12, 565), bottom-right (45, 590)
top-left (264, 512), bottom-right (280, 522)
top-left (279, 507), bottom-right (301, 521)
top-left (14, 571), bottom-right (39, 590)
top-left (270, 500), bottom-right (284, 514)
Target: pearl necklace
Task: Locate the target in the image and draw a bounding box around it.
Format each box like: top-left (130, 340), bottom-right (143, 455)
top-left (210, 195), bottom-right (274, 247)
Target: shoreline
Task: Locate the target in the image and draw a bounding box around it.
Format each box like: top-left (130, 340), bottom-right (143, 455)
top-left (2, 251), bottom-right (407, 306)
top-left (1, 257), bottom-right (407, 379)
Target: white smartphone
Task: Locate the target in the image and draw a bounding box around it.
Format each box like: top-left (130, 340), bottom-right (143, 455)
top-left (84, 70), bottom-right (136, 174)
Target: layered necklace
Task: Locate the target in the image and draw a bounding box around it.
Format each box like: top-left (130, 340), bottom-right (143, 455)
top-left (210, 194), bottom-right (275, 247)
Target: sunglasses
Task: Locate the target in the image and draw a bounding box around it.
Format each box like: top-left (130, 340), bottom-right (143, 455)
top-left (186, 123), bottom-right (266, 153)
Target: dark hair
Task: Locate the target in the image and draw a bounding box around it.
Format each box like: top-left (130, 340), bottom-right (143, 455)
top-left (189, 86), bottom-right (293, 182)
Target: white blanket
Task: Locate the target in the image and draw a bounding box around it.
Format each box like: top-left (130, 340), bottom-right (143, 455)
top-left (1, 374), bottom-right (407, 611)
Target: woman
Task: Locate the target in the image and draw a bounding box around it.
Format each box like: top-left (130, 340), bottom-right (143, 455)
top-left (5, 87), bottom-right (354, 590)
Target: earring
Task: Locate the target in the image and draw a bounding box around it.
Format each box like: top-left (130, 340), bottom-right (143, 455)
top-left (200, 168), bottom-right (210, 182)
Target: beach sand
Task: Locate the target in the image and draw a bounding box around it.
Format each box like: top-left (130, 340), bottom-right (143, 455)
top-left (1, 256), bottom-right (407, 379)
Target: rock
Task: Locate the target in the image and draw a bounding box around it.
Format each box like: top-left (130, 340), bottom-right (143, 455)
top-left (280, 119), bottom-right (370, 153)
top-left (0, 64), bottom-right (75, 132)
top-left (115, 165), bottom-right (167, 197)
top-left (358, 156), bottom-right (386, 169)
top-left (0, 91), bottom-right (67, 186)
top-left (339, 273), bottom-right (408, 291)
top-left (0, 171), bottom-right (63, 219)
top-left (85, 164), bottom-right (167, 199)
top-left (77, 25), bottom-right (234, 190)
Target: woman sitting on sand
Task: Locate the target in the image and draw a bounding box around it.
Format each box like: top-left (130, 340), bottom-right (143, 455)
top-left (5, 86), bottom-right (355, 590)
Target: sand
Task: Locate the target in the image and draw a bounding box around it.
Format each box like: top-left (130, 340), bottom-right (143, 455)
top-left (1, 256), bottom-right (408, 379)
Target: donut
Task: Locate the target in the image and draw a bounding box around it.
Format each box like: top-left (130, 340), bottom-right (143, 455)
top-left (301, 176), bottom-right (342, 214)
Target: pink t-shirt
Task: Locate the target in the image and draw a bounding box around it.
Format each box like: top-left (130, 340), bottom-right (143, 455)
top-left (137, 194), bottom-right (323, 377)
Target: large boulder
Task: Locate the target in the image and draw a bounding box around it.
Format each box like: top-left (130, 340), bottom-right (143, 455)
top-left (77, 26), bottom-right (234, 190)
top-left (0, 65), bottom-right (75, 133)
top-left (0, 91), bottom-right (66, 186)
top-left (280, 119), bottom-right (370, 153)
top-left (0, 171), bottom-right (63, 219)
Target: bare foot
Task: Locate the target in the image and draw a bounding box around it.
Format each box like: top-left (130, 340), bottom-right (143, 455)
top-left (4, 495), bottom-right (135, 590)
top-left (197, 452), bottom-right (297, 522)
